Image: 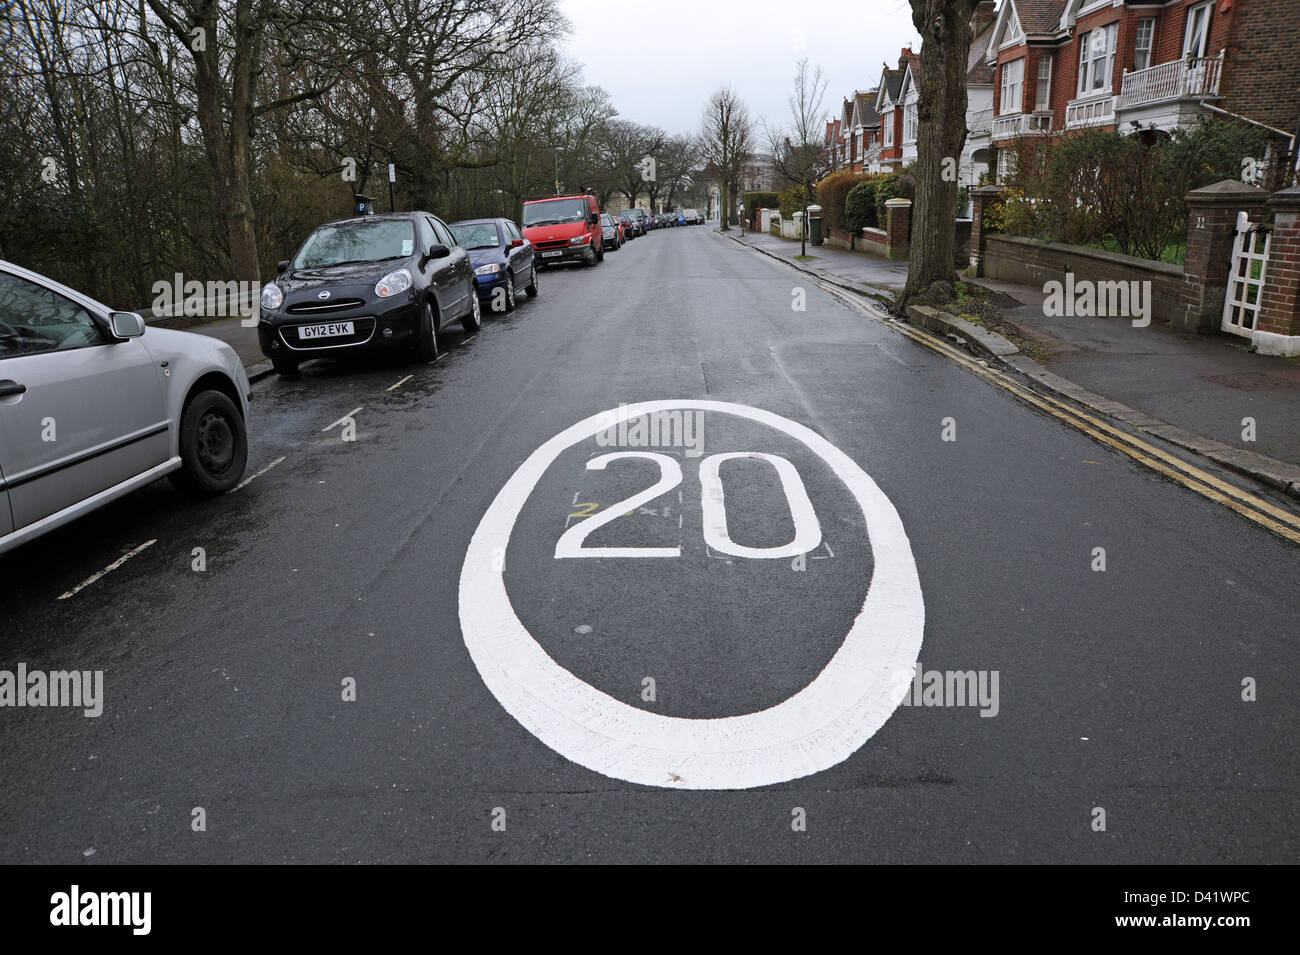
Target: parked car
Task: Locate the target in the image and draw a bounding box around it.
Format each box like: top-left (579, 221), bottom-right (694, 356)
top-left (626, 209), bottom-right (649, 235)
top-left (0, 259), bottom-right (250, 555)
top-left (617, 210), bottom-right (639, 239)
top-left (521, 194), bottom-right (604, 267)
top-left (599, 213), bottom-right (624, 251)
top-left (621, 210), bottom-right (646, 237)
top-left (683, 208), bottom-right (702, 225)
top-left (258, 211), bottom-right (478, 374)
top-left (450, 217), bottom-right (538, 313)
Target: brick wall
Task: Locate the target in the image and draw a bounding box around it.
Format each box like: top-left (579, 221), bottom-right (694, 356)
top-left (1257, 187), bottom-right (1300, 348)
top-left (1220, 0), bottom-right (1300, 139)
top-left (982, 235), bottom-right (1187, 324)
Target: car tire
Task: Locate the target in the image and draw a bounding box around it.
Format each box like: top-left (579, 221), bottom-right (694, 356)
top-left (503, 272), bottom-right (516, 312)
top-left (272, 358), bottom-right (299, 376)
top-left (169, 390), bottom-right (248, 497)
top-left (525, 264), bottom-right (539, 297)
top-left (461, 287), bottom-right (482, 332)
top-left (583, 248), bottom-right (596, 266)
top-left (414, 301), bottom-right (441, 362)
top-left (596, 243), bottom-right (604, 262)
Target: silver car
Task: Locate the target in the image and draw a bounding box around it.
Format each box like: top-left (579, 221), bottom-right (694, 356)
top-left (0, 260), bottom-right (250, 555)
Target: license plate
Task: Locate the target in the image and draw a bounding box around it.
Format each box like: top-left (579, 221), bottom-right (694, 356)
top-left (298, 321), bottom-right (354, 339)
top-left (541, 251), bottom-right (563, 258)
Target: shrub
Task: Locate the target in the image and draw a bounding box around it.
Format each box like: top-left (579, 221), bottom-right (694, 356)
top-left (997, 120), bottom-right (1272, 261)
top-left (778, 185), bottom-right (813, 219)
top-left (873, 164), bottom-right (917, 229)
top-left (815, 169), bottom-right (869, 238)
top-left (742, 191), bottom-right (779, 217)
top-left (845, 179), bottom-right (879, 235)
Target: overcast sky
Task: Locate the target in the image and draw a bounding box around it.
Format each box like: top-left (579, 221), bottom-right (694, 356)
top-left (559, 0), bottom-right (924, 138)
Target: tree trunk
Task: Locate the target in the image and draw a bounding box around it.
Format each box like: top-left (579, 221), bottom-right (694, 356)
top-left (904, 0), bottom-right (980, 304)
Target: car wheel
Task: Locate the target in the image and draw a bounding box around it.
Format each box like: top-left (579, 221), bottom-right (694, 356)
top-left (461, 288), bottom-right (482, 332)
top-left (170, 390), bottom-right (248, 496)
top-left (503, 272), bottom-right (516, 312)
top-left (272, 358), bottom-right (299, 376)
top-left (414, 301), bottom-right (441, 362)
top-left (596, 243), bottom-right (604, 262)
top-left (584, 248), bottom-right (597, 266)
top-left (525, 263), bottom-right (539, 297)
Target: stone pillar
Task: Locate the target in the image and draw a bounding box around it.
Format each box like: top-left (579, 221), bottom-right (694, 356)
top-left (1181, 179), bottom-right (1268, 332)
top-left (1255, 185), bottom-right (1300, 356)
top-left (969, 185), bottom-right (1006, 276)
top-left (884, 198), bottom-right (912, 260)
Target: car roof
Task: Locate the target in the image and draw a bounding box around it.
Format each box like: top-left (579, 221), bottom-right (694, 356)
top-left (523, 195), bottom-right (591, 205)
top-left (450, 218), bottom-right (505, 227)
top-left (314, 211), bottom-right (424, 229)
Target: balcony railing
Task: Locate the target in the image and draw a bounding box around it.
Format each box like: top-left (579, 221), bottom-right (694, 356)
top-left (967, 108), bottom-right (993, 136)
top-left (1066, 93), bottom-right (1116, 128)
top-left (991, 111), bottom-right (1053, 141)
top-left (1118, 52), bottom-right (1224, 110)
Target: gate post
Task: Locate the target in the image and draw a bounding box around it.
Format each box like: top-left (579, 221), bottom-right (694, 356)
top-left (969, 185), bottom-right (1006, 276)
top-left (1181, 180), bottom-right (1268, 332)
top-left (1255, 185), bottom-right (1300, 356)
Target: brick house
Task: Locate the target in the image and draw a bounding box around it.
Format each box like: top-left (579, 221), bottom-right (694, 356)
top-left (972, 0), bottom-right (1299, 183)
top-left (875, 57), bottom-right (908, 170)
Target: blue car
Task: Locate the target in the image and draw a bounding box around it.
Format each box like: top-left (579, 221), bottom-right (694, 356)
top-left (449, 217), bottom-right (538, 313)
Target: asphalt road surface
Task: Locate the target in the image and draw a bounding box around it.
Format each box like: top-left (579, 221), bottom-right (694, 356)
top-left (2, 226), bottom-right (1297, 863)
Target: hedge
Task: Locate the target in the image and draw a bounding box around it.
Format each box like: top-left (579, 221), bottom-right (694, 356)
top-left (816, 169), bottom-right (869, 239)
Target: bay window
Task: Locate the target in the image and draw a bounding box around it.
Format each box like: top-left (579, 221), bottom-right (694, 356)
top-left (1000, 57), bottom-right (1025, 115)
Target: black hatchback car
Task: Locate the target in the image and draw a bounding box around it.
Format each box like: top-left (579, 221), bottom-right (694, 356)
top-left (257, 211), bottom-right (479, 374)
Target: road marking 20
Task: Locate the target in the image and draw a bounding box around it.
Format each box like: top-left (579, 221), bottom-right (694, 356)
top-left (556, 450), bottom-right (821, 560)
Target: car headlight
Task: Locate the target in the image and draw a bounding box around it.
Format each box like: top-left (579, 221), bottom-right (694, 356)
top-left (260, 283), bottom-right (283, 310)
top-left (474, 263), bottom-right (501, 275)
top-left (569, 235), bottom-right (590, 246)
top-left (375, 268), bottom-right (412, 298)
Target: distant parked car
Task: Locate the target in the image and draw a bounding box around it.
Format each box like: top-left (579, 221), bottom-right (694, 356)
top-left (521, 194), bottom-right (604, 267)
top-left (627, 209), bottom-right (649, 235)
top-left (258, 211), bottom-right (479, 374)
top-left (450, 217), bottom-right (538, 313)
top-left (599, 213), bottom-right (624, 251)
top-left (617, 210), bottom-right (639, 239)
top-left (0, 259), bottom-right (250, 555)
top-left (683, 208), bottom-right (702, 225)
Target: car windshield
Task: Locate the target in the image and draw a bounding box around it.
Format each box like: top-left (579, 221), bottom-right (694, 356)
top-left (452, 222), bottom-right (501, 250)
top-left (523, 198), bottom-right (588, 227)
top-left (293, 219), bottom-right (414, 269)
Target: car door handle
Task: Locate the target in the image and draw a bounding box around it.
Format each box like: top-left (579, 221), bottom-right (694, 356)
top-left (0, 380), bottom-right (26, 398)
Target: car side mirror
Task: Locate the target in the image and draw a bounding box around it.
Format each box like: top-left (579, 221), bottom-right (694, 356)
top-left (509, 238), bottom-right (524, 249)
top-left (276, 260), bottom-right (289, 274)
top-left (426, 243), bottom-right (451, 260)
top-left (108, 311), bottom-right (146, 340)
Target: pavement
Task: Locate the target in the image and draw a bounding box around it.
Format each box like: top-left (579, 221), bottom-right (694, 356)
top-left (3, 225), bottom-right (1297, 863)
top-left (727, 228), bottom-right (1300, 487)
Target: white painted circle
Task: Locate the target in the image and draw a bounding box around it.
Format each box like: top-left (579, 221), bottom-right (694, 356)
top-left (457, 400), bottom-right (924, 790)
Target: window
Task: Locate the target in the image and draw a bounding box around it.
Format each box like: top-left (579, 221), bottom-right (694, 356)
top-left (431, 217), bottom-right (456, 248)
top-left (997, 148), bottom-right (1017, 182)
top-left (905, 104), bottom-right (918, 143)
top-left (1000, 57), bottom-right (1025, 115)
top-left (1077, 23), bottom-right (1117, 95)
top-left (1035, 55), bottom-right (1053, 111)
top-left (1183, 2), bottom-right (1212, 58)
top-left (0, 270), bottom-right (105, 358)
top-left (419, 217), bottom-right (438, 251)
top-left (884, 112), bottom-right (894, 146)
top-left (1134, 18), bottom-right (1155, 71)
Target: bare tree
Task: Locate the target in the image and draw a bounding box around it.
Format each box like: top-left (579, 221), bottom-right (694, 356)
top-left (699, 85), bottom-right (753, 231)
top-left (904, 0), bottom-right (983, 304)
top-left (766, 59), bottom-right (828, 254)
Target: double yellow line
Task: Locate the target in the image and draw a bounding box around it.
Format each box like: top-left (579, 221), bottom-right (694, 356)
top-left (822, 283), bottom-right (1300, 545)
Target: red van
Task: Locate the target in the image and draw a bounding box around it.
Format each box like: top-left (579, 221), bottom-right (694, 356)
top-left (520, 194), bottom-right (604, 267)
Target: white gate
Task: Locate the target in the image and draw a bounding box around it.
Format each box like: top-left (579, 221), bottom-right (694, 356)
top-left (1222, 211), bottom-right (1270, 337)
